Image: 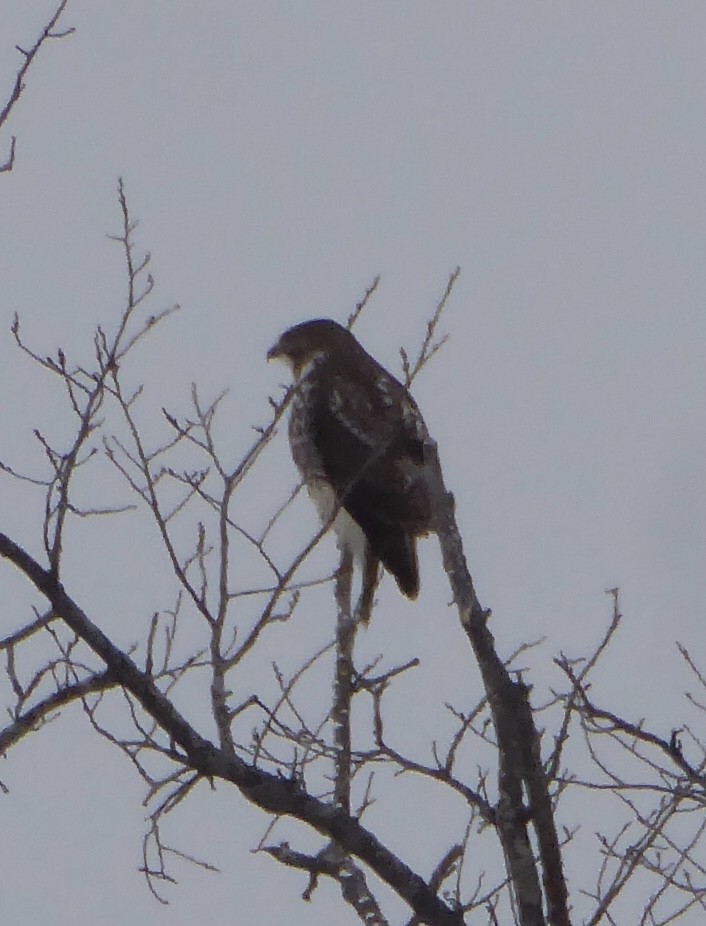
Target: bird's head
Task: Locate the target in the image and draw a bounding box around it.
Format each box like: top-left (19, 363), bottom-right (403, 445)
top-left (267, 318), bottom-right (355, 378)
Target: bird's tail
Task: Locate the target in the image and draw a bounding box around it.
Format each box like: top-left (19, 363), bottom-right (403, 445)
top-left (376, 532), bottom-right (419, 600)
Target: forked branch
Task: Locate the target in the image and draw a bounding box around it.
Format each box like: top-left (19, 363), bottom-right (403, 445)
top-left (1, 1), bottom-right (75, 172)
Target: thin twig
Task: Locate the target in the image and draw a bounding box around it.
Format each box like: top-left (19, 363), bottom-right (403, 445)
top-left (1, 1), bottom-right (75, 172)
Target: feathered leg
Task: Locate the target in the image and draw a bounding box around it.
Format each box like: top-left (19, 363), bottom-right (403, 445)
top-left (355, 547), bottom-right (381, 624)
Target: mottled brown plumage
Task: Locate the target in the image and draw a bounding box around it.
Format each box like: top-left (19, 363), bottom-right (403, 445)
top-left (268, 319), bottom-right (433, 606)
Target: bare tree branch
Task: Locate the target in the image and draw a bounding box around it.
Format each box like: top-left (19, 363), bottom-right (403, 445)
top-left (4, 181), bottom-right (706, 926)
top-left (0, 1), bottom-right (75, 172)
top-left (0, 528), bottom-right (462, 926)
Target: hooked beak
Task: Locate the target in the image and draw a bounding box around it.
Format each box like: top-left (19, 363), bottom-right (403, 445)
top-left (267, 338), bottom-right (299, 377)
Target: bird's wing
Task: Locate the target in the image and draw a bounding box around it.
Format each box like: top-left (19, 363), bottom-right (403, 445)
top-left (308, 369), bottom-right (431, 531)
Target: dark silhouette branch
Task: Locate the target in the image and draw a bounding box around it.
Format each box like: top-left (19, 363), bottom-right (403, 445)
top-left (333, 549), bottom-right (356, 814)
top-left (261, 842), bottom-right (391, 925)
top-left (427, 441), bottom-right (570, 926)
top-left (401, 267), bottom-right (458, 386)
top-left (6, 181), bottom-right (702, 925)
top-left (0, 1), bottom-right (75, 172)
top-left (0, 530), bottom-right (462, 926)
top-left (0, 667), bottom-right (115, 755)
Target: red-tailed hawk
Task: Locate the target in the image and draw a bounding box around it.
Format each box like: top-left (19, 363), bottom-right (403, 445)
top-left (268, 319), bottom-right (433, 616)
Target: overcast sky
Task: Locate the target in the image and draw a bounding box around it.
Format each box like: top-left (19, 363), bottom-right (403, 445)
top-left (2, 3), bottom-right (706, 924)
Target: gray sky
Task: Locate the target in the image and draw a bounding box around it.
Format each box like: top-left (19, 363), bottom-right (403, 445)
top-left (2, 3), bottom-right (706, 923)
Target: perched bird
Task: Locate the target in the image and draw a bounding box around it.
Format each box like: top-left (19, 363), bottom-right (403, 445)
top-left (268, 318), bottom-right (434, 618)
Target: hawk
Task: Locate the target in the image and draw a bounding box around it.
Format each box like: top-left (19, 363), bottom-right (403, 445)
top-left (268, 319), bottom-right (434, 617)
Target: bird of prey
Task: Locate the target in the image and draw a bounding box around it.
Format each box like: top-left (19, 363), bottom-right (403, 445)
top-left (268, 319), bottom-right (434, 618)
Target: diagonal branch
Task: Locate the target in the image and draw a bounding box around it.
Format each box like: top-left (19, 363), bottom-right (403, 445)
top-left (0, 1), bottom-right (75, 172)
top-left (0, 529), bottom-right (461, 926)
top-left (426, 441), bottom-right (570, 926)
top-left (0, 667), bottom-right (115, 755)
top-left (261, 842), bottom-right (391, 925)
